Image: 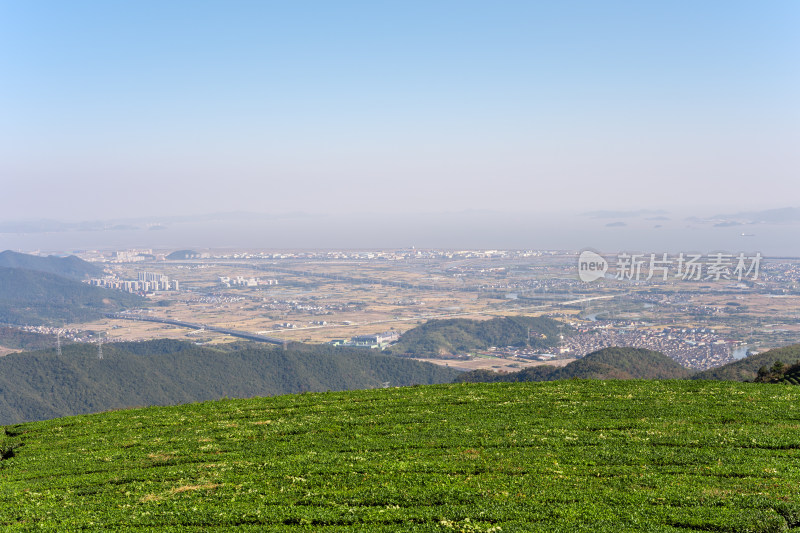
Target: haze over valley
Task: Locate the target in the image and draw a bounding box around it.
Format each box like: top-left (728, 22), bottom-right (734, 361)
top-left (2, 2), bottom-right (799, 530)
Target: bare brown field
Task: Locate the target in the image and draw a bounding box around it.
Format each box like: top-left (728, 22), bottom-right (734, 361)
top-left (79, 258), bottom-right (538, 344)
top-left (0, 346), bottom-right (20, 357)
top-left (412, 356), bottom-right (577, 373)
top-left (67, 254), bottom-right (800, 355)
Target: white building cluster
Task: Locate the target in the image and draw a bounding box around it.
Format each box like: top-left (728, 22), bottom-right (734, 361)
top-left (329, 330), bottom-right (400, 349)
top-left (219, 276), bottom-right (279, 288)
top-left (86, 271), bottom-right (179, 293)
top-left (112, 249), bottom-right (154, 263)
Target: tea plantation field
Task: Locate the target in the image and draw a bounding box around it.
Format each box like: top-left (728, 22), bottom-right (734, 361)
top-left (2, 381), bottom-right (800, 531)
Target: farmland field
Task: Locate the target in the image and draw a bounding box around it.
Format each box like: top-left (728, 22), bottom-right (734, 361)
top-left (2, 381), bottom-right (800, 531)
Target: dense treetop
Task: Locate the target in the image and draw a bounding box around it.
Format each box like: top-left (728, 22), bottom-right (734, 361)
top-left (0, 339), bottom-right (458, 425)
top-left (387, 316), bottom-right (569, 356)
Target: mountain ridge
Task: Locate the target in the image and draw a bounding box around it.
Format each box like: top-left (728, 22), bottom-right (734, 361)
top-left (0, 266), bottom-right (142, 325)
top-left (693, 343), bottom-right (800, 381)
top-left (455, 346), bottom-right (693, 383)
top-left (0, 250), bottom-right (103, 280)
top-left (0, 339), bottom-right (458, 425)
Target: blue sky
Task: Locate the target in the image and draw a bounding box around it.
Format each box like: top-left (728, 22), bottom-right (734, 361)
top-left (1, 1), bottom-right (798, 221)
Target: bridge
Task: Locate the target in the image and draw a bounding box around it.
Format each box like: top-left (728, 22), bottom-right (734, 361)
top-left (106, 313), bottom-right (288, 347)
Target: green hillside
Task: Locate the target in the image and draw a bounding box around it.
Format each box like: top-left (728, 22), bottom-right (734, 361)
top-left (549, 347), bottom-right (693, 380)
top-left (749, 360), bottom-right (800, 385)
top-left (456, 347), bottom-right (693, 383)
top-left (0, 326), bottom-right (66, 351)
top-left (387, 316), bottom-right (569, 356)
top-left (693, 344), bottom-right (800, 381)
top-left (0, 266), bottom-right (142, 325)
top-left (454, 364), bottom-right (558, 384)
top-left (2, 381), bottom-right (799, 531)
top-left (0, 339), bottom-right (458, 425)
top-left (0, 250), bottom-right (103, 280)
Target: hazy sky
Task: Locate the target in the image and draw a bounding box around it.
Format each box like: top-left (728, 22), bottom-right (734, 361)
top-left (1, 1), bottom-right (798, 221)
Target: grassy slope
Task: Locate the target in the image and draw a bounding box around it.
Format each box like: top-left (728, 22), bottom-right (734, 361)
top-left (2, 381), bottom-right (800, 531)
top-left (693, 344), bottom-right (800, 381)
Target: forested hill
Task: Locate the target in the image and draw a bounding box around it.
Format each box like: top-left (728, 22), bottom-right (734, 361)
top-left (386, 316), bottom-right (569, 356)
top-left (692, 344), bottom-right (800, 382)
top-left (0, 339), bottom-right (459, 425)
top-left (549, 347), bottom-right (693, 380)
top-left (0, 250), bottom-right (102, 280)
top-left (0, 327), bottom-right (67, 352)
top-left (455, 347), bottom-right (693, 383)
top-left (0, 267), bottom-right (142, 325)
top-left (166, 250), bottom-right (202, 260)
top-left (454, 343), bottom-right (800, 384)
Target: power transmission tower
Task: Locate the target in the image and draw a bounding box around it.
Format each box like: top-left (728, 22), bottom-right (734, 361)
top-left (56, 330), bottom-right (62, 356)
top-left (97, 332), bottom-right (104, 360)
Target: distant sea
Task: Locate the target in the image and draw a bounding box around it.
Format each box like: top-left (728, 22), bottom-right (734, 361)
top-left (1, 212), bottom-right (798, 257)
